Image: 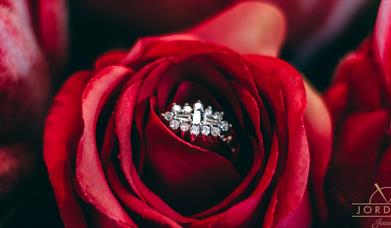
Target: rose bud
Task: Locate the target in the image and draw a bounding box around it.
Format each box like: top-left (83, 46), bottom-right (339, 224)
top-left (44, 2), bottom-right (331, 227)
top-left (325, 1), bottom-right (391, 227)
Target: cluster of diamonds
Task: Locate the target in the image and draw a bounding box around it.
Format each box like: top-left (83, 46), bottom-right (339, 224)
top-left (161, 101), bottom-right (231, 139)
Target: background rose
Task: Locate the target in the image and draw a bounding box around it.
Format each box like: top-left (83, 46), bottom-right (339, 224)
top-left (42, 3), bottom-right (333, 227)
top-left (324, 1), bottom-right (391, 227)
top-left (0, 0), bottom-right (67, 223)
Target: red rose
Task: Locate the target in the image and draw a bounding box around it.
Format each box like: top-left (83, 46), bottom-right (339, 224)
top-left (325, 1), bottom-right (391, 226)
top-left (0, 0), bottom-right (67, 208)
top-left (44, 3), bottom-right (331, 227)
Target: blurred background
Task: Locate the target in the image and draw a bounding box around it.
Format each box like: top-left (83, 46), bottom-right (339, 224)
top-left (64, 0), bottom-right (379, 91)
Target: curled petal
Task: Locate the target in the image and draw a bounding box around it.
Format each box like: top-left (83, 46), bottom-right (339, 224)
top-left (44, 71), bottom-right (92, 228)
top-left (76, 66), bottom-right (136, 227)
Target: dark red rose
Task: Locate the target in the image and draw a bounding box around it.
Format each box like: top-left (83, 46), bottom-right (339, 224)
top-left (44, 3), bottom-right (331, 227)
top-left (0, 0), bottom-right (67, 207)
top-left (325, 1), bottom-right (391, 227)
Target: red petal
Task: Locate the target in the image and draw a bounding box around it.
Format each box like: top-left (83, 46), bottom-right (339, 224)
top-left (44, 71), bottom-right (91, 228)
top-left (275, 188), bottom-right (312, 228)
top-left (76, 66), bottom-right (136, 227)
top-left (94, 50), bottom-right (128, 71)
top-left (106, 163), bottom-right (182, 227)
top-left (245, 55), bottom-right (309, 227)
top-left (143, 105), bottom-right (240, 215)
top-left (113, 63), bottom-right (195, 223)
top-left (192, 134), bottom-right (279, 227)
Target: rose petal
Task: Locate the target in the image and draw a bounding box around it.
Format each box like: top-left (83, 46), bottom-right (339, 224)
top-left (245, 55), bottom-right (309, 226)
top-left (275, 188), bottom-right (312, 228)
top-left (76, 66), bottom-right (136, 227)
top-left (143, 106), bottom-right (240, 215)
top-left (115, 60), bottom-right (172, 196)
top-left (44, 71), bottom-right (91, 228)
top-left (94, 50), bottom-right (128, 71)
top-left (114, 66), bottom-right (196, 223)
top-left (105, 162), bottom-right (182, 227)
top-left (192, 134), bottom-right (279, 227)
top-left (192, 82), bottom-right (265, 218)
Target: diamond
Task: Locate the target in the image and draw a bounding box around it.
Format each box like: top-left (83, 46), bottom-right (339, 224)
top-left (201, 126), bottom-right (210, 135)
top-left (192, 110), bottom-right (202, 124)
top-left (214, 112), bottom-right (223, 121)
top-left (163, 111), bottom-right (174, 121)
top-left (180, 122), bottom-right (190, 132)
top-left (190, 125), bottom-right (200, 136)
top-left (163, 101), bottom-right (232, 140)
top-left (194, 101), bottom-right (203, 110)
top-left (183, 104), bottom-right (192, 113)
top-left (172, 104), bottom-right (181, 113)
top-left (204, 106), bottom-right (213, 115)
top-left (219, 121), bottom-right (229, 132)
top-left (211, 126), bottom-right (221, 137)
top-left (177, 113), bottom-right (191, 122)
top-left (169, 120), bottom-right (180, 130)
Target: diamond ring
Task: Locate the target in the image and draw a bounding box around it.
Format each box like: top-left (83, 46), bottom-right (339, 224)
top-left (161, 100), bottom-right (233, 142)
